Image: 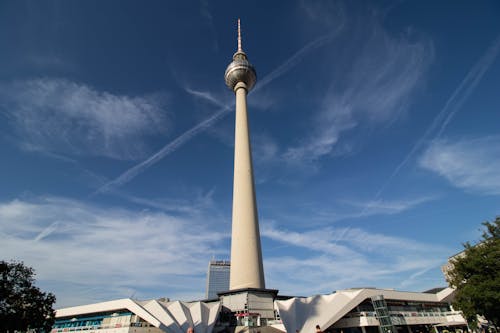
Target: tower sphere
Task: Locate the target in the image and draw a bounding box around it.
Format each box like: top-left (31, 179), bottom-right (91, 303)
top-left (224, 52), bottom-right (257, 91)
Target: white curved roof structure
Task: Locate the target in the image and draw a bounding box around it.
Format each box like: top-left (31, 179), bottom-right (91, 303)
top-left (55, 298), bottom-right (221, 333)
top-left (275, 287), bottom-right (464, 333)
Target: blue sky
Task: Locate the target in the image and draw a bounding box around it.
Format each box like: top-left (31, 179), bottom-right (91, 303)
top-left (1, 0), bottom-right (500, 308)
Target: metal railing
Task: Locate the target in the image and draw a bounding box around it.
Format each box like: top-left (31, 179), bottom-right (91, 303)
top-left (344, 311), bottom-right (463, 318)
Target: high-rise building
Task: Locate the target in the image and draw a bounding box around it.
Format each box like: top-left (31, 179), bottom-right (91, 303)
top-left (205, 260), bottom-right (230, 299)
top-left (218, 19), bottom-right (278, 327)
top-left (441, 249), bottom-right (465, 282)
top-left (225, 18), bottom-right (265, 291)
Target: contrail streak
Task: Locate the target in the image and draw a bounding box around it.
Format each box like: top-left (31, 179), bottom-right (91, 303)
top-left (253, 28), bottom-right (342, 94)
top-left (96, 106), bottom-right (231, 194)
top-left (185, 87), bottom-right (229, 108)
top-left (96, 29), bottom-right (342, 194)
top-left (34, 221), bottom-right (60, 242)
top-left (436, 35), bottom-right (500, 138)
top-left (368, 34), bottom-right (500, 203)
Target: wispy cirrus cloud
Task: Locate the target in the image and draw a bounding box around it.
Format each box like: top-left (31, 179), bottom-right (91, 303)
top-left (185, 87), bottom-right (230, 109)
top-left (251, 133), bottom-right (282, 184)
top-left (340, 196), bottom-right (437, 217)
top-left (371, 34), bottom-right (500, 200)
top-left (284, 6), bottom-right (433, 165)
top-left (113, 188), bottom-right (220, 217)
top-left (95, 105), bottom-right (231, 194)
top-left (0, 78), bottom-right (169, 160)
top-left (263, 223), bottom-right (441, 256)
top-left (262, 225), bottom-right (362, 259)
top-left (96, 25), bottom-right (344, 193)
top-left (419, 136), bottom-right (500, 195)
top-left (262, 223), bottom-right (449, 295)
top-left (270, 195), bottom-right (436, 228)
top-left (0, 196), bottom-right (228, 307)
top-left (199, 0), bottom-right (219, 52)
top-left (0, 194), bottom-right (445, 306)
top-left (299, 0), bottom-right (345, 29)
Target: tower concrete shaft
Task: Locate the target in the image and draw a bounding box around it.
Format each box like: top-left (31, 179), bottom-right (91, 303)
top-left (230, 81), bottom-right (265, 290)
top-left (224, 20), bottom-right (265, 290)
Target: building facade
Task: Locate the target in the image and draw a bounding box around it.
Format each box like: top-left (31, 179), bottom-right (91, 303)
top-left (441, 250), bottom-right (465, 282)
top-left (274, 287), bottom-right (467, 333)
top-left (206, 260), bottom-right (231, 299)
top-left (52, 298), bottom-right (220, 333)
top-left (51, 287), bottom-right (467, 333)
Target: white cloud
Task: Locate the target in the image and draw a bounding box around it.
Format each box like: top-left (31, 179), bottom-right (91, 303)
top-left (262, 224), bottom-right (445, 255)
top-left (95, 106), bottom-right (231, 194)
top-left (0, 194), bottom-right (447, 307)
top-left (262, 224), bottom-right (448, 295)
top-left (262, 225), bottom-right (362, 259)
top-left (342, 196), bottom-right (437, 217)
top-left (253, 134), bottom-right (280, 165)
top-left (0, 78), bottom-right (169, 160)
top-left (185, 87), bottom-right (230, 109)
top-left (300, 0), bottom-right (345, 29)
top-left (273, 196), bottom-right (436, 227)
top-left (199, 0), bottom-right (218, 52)
top-left (0, 197), bottom-right (228, 307)
top-left (284, 8), bottom-right (433, 165)
top-left (373, 35), bottom-right (500, 200)
top-left (24, 55), bottom-right (75, 72)
top-left (419, 136), bottom-right (500, 195)
top-left (96, 24), bottom-right (343, 191)
top-left (113, 188), bottom-right (220, 217)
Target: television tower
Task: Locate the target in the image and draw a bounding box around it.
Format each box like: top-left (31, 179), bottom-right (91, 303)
top-left (224, 19), bottom-right (265, 290)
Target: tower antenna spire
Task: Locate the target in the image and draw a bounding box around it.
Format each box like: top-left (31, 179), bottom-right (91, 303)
top-left (237, 18), bottom-right (242, 52)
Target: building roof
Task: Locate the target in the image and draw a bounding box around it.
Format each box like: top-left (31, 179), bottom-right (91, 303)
top-left (275, 287), bottom-right (462, 333)
top-left (422, 287), bottom-right (447, 294)
top-left (217, 287), bottom-right (279, 297)
top-left (55, 298), bottom-right (221, 333)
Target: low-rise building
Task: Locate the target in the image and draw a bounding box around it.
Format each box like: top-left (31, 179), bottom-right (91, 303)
top-left (52, 287), bottom-right (466, 333)
top-left (52, 298), bottom-right (220, 333)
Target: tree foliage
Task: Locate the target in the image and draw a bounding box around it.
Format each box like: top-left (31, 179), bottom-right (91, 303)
top-left (446, 217), bottom-right (500, 327)
top-left (0, 261), bottom-right (56, 332)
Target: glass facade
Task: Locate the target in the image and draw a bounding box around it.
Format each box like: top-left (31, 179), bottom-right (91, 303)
top-left (371, 295), bottom-right (397, 333)
top-left (51, 311), bottom-right (154, 332)
top-left (206, 260), bottom-right (230, 299)
top-left (328, 296), bottom-right (465, 333)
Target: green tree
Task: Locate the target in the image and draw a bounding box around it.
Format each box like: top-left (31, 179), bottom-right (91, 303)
top-left (446, 217), bottom-right (500, 328)
top-left (0, 261), bottom-right (56, 332)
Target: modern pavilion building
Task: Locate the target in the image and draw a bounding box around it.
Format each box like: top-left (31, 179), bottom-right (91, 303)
top-left (51, 287), bottom-right (466, 333)
top-left (51, 20), bottom-right (468, 333)
top-left (52, 298), bottom-right (221, 333)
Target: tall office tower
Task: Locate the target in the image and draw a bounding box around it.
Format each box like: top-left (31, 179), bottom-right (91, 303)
top-left (224, 19), bottom-right (265, 290)
top-left (205, 260), bottom-right (231, 299)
